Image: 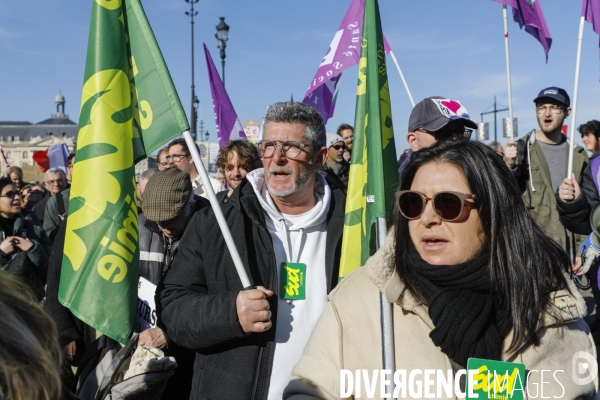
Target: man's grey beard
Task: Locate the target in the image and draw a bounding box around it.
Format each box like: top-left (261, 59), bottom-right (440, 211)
top-left (266, 163), bottom-right (314, 198)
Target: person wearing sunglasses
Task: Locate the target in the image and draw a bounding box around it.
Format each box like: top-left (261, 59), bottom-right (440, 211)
top-left (398, 96), bottom-right (477, 183)
top-left (319, 133), bottom-right (350, 193)
top-left (0, 178), bottom-right (51, 301)
top-left (504, 87), bottom-right (587, 277)
top-left (285, 141), bottom-right (597, 399)
top-left (160, 102), bottom-right (346, 400)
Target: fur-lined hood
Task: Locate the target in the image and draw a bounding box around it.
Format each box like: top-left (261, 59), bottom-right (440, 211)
top-left (363, 227), bottom-right (588, 329)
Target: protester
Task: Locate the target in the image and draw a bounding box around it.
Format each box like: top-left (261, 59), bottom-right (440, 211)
top-left (0, 178), bottom-right (51, 301)
top-left (33, 168), bottom-right (67, 224)
top-left (488, 140), bottom-right (504, 158)
top-left (398, 96), bottom-right (477, 181)
top-left (337, 123), bottom-right (353, 162)
top-left (0, 269), bottom-right (64, 400)
top-left (214, 139), bottom-right (262, 201)
top-left (136, 168), bottom-right (158, 214)
top-left (319, 133), bottom-right (349, 193)
top-left (167, 138), bottom-right (225, 198)
top-left (9, 166), bottom-right (24, 189)
top-left (216, 169), bottom-right (227, 188)
top-left (160, 101), bottom-right (346, 400)
top-left (555, 120), bottom-right (600, 338)
top-left (505, 87), bottom-right (587, 268)
top-left (20, 183), bottom-right (45, 210)
top-left (284, 140), bottom-right (598, 399)
top-left (66, 153), bottom-right (75, 184)
top-left (157, 147), bottom-right (170, 171)
top-left (139, 168), bottom-right (209, 399)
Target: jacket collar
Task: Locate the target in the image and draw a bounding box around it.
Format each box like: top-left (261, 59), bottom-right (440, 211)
top-left (364, 228), bottom-right (587, 328)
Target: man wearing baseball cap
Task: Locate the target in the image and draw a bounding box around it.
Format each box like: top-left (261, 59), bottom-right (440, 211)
top-left (137, 167), bottom-right (209, 399)
top-left (398, 96), bottom-right (477, 179)
top-left (505, 87), bottom-right (588, 264)
top-left (319, 133), bottom-right (350, 193)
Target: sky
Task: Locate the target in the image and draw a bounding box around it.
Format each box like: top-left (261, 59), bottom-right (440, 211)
top-left (1, 0), bottom-right (599, 155)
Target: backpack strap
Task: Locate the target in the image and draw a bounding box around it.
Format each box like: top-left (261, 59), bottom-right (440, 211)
top-left (590, 156), bottom-right (600, 192)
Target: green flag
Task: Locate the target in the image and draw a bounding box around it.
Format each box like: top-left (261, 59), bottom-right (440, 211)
top-left (339, 0), bottom-right (398, 279)
top-left (58, 0), bottom-right (188, 344)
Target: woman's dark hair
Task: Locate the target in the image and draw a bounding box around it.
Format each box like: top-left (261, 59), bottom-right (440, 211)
top-left (215, 140), bottom-right (262, 172)
top-left (394, 140), bottom-right (570, 351)
top-left (578, 120), bottom-right (600, 139)
top-left (0, 178), bottom-right (14, 194)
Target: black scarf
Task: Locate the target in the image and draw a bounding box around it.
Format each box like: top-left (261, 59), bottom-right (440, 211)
top-left (405, 244), bottom-right (511, 367)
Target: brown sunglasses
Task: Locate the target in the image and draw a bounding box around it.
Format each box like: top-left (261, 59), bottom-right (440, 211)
top-left (396, 190), bottom-right (477, 222)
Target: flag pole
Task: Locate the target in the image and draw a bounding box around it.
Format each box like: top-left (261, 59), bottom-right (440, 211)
top-left (377, 218), bottom-right (395, 396)
top-left (389, 51), bottom-right (415, 108)
top-left (183, 130), bottom-right (252, 288)
top-left (503, 5), bottom-right (515, 141)
top-left (567, 16), bottom-right (586, 180)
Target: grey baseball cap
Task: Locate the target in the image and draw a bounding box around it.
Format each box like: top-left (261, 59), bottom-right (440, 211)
top-left (408, 96), bottom-right (478, 132)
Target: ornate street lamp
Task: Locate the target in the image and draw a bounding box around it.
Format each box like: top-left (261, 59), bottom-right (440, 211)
top-left (215, 17), bottom-right (229, 87)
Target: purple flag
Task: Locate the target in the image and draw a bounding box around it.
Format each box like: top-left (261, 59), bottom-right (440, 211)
top-left (582, 0), bottom-right (600, 34)
top-left (493, 0), bottom-right (552, 61)
top-left (203, 43), bottom-right (246, 148)
top-left (302, 0), bottom-right (391, 124)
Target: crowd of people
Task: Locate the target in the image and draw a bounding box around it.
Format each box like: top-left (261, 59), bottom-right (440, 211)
top-left (3, 92), bottom-right (600, 399)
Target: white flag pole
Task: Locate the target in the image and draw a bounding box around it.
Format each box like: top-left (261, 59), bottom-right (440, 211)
top-left (389, 50), bottom-right (415, 108)
top-left (567, 16), bottom-right (586, 180)
top-left (503, 5), bottom-right (515, 142)
top-left (183, 130), bottom-right (252, 288)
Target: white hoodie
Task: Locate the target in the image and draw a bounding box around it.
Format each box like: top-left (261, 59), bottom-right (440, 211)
top-left (246, 168), bottom-right (331, 400)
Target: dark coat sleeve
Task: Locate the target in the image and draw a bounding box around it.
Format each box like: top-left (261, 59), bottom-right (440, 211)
top-left (44, 220), bottom-right (85, 346)
top-left (158, 210), bottom-right (246, 350)
top-left (556, 161), bottom-right (600, 235)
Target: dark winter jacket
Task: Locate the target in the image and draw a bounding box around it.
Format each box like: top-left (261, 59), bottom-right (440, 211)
top-left (0, 211), bottom-right (52, 300)
top-left (556, 152), bottom-right (600, 235)
top-left (318, 159), bottom-right (350, 192)
top-left (45, 219), bottom-right (91, 350)
top-left (159, 179), bottom-right (345, 400)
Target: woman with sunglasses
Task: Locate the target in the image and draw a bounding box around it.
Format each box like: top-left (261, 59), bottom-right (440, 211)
top-left (285, 141), bottom-right (597, 398)
top-left (21, 183), bottom-right (47, 211)
top-left (0, 178), bottom-right (51, 301)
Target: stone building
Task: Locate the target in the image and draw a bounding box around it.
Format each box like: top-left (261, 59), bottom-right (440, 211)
top-left (0, 92), bottom-right (76, 181)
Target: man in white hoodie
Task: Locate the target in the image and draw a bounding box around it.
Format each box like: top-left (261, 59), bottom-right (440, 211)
top-left (159, 102), bottom-right (346, 400)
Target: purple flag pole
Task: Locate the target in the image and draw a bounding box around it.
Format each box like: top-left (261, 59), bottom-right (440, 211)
top-left (503, 5), bottom-right (515, 141)
top-left (203, 43), bottom-right (246, 148)
top-left (492, 0), bottom-right (552, 62)
top-left (567, 14), bottom-right (586, 180)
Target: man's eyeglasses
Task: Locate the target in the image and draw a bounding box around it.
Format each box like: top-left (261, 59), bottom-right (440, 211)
top-left (166, 154), bottom-right (189, 162)
top-left (257, 140), bottom-right (312, 159)
top-left (331, 145), bottom-right (344, 151)
top-left (536, 105), bottom-right (564, 115)
top-left (159, 161), bottom-right (170, 167)
top-left (396, 190), bottom-right (477, 222)
top-left (46, 179), bottom-right (65, 186)
top-left (1, 191), bottom-right (21, 199)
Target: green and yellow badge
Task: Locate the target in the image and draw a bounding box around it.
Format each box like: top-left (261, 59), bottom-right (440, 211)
top-left (467, 358), bottom-right (526, 399)
top-left (281, 262), bottom-right (306, 300)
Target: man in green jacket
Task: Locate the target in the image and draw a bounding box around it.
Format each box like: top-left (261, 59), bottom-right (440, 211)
top-left (505, 87), bottom-right (588, 270)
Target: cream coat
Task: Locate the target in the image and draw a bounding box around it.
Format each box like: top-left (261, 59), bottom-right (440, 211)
top-left (284, 230), bottom-right (599, 399)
